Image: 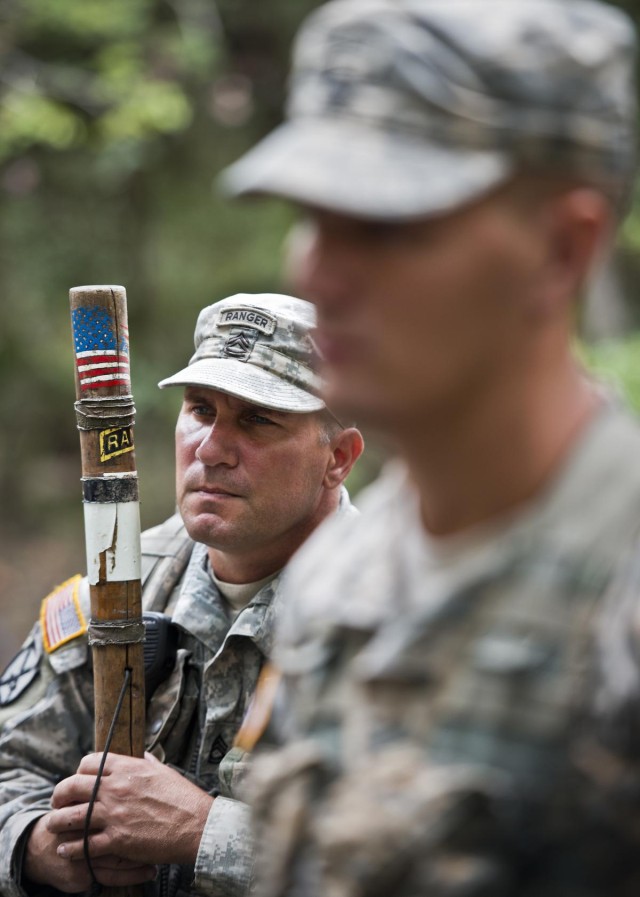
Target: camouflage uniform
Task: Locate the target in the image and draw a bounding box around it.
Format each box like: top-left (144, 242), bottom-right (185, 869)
top-left (248, 403), bottom-right (640, 897)
top-left (0, 490), bottom-right (352, 897)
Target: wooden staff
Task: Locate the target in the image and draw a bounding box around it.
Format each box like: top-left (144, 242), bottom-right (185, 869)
top-left (70, 285), bottom-right (145, 897)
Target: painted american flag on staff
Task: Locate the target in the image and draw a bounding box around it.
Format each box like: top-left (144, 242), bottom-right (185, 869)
top-left (71, 305), bottom-right (130, 390)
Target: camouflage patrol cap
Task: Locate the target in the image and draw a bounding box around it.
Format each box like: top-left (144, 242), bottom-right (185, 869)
top-left (158, 293), bottom-right (326, 413)
top-left (222, 0), bottom-right (637, 220)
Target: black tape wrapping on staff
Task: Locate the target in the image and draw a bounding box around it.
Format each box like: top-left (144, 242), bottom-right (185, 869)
top-left (88, 619), bottom-right (146, 647)
top-left (75, 395), bottom-right (136, 431)
top-left (82, 476), bottom-right (139, 503)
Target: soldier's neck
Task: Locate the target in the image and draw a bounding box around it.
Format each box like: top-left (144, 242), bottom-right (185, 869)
top-left (400, 359), bottom-right (602, 538)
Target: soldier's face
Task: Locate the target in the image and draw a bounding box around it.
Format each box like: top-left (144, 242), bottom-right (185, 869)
top-left (290, 183), bottom-right (554, 435)
top-left (175, 387), bottom-right (334, 579)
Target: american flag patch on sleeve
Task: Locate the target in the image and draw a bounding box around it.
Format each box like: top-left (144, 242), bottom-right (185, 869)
top-left (40, 575), bottom-right (87, 653)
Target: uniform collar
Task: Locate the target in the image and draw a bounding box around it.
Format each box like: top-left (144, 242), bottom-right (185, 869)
top-left (171, 541), bottom-right (281, 655)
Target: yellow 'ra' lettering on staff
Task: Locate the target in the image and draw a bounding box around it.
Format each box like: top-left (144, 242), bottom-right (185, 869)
top-left (99, 427), bottom-right (134, 462)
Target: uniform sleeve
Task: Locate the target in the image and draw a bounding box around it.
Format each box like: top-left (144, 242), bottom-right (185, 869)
top-left (193, 797), bottom-right (254, 897)
top-left (0, 620), bottom-right (93, 897)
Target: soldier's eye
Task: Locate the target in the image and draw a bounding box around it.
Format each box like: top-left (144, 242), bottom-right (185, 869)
top-left (248, 413), bottom-right (275, 425)
top-left (192, 403), bottom-right (215, 417)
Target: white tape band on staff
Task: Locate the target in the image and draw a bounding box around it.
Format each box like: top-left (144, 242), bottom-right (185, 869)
top-left (83, 501), bottom-right (142, 585)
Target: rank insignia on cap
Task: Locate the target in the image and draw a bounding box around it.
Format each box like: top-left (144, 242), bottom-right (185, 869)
top-left (0, 638), bottom-right (42, 706)
top-left (223, 329), bottom-right (258, 362)
top-left (40, 575), bottom-right (87, 654)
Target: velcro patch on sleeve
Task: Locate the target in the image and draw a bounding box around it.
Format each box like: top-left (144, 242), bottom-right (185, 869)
top-left (40, 575), bottom-right (87, 653)
top-left (0, 637), bottom-right (41, 706)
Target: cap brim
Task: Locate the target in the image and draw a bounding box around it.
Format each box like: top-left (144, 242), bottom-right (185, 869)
top-left (158, 358), bottom-right (325, 414)
top-left (220, 118), bottom-right (515, 221)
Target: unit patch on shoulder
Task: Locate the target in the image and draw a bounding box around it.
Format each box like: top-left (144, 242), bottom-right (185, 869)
top-left (0, 638), bottom-right (41, 706)
top-left (40, 575), bottom-right (87, 654)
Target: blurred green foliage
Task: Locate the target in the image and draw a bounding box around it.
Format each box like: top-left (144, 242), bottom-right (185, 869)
top-left (0, 0), bottom-right (218, 163)
top-left (582, 334), bottom-right (640, 411)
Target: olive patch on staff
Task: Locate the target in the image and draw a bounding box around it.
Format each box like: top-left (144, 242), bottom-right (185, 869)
top-left (0, 638), bottom-right (41, 706)
top-left (40, 575), bottom-right (87, 654)
top-left (99, 426), bottom-right (134, 462)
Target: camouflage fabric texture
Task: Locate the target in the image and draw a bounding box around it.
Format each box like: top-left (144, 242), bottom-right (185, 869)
top-left (159, 293), bottom-right (326, 414)
top-left (223, 0), bottom-right (637, 219)
top-left (250, 404), bottom-right (640, 897)
top-left (0, 514), bottom-right (272, 897)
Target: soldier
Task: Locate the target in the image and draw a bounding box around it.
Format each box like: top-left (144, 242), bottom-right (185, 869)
top-left (0, 292), bottom-right (363, 896)
top-left (221, 2), bottom-right (640, 895)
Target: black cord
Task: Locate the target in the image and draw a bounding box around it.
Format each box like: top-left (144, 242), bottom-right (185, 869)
top-left (83, 667), bottom-right (132, 897)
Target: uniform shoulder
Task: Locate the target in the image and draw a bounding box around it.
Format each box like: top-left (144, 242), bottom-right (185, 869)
top-left (0, 573), bottom-right (90, 714)
top-left (140, 512), bottom-right (194, 612)
top-left (275, 464), bottom-right (412, 667)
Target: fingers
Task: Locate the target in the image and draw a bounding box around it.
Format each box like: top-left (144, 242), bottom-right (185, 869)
top-left (52, 751), bottom-right (147, 810)
top-left (56, 830), bottom-right (112, 861)
top-left (77, 751), bottom-right (154, 775)
top-left (47, 813), bottom-right (150, 864)
top-left (76, 751), bottom-right (115, 776)
top-left (24, 813), bottom-right (157, 893)
top-left (47, 803), bottom-right (103, 835)
top-left (52, 773), bottom-right (102, 810)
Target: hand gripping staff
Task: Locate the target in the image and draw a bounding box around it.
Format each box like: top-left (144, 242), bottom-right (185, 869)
top-left (70, 285), bottom-right (145, 897)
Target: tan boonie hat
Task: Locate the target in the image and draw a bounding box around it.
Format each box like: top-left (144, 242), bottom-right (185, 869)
top-left (222, 0), bottom-right (637, 220)
top-left (158, 293), bottom-right (326, 413)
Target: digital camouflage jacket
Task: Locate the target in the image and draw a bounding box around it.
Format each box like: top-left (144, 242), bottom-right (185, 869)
top-left (250, 404), bottom-right (640, 897)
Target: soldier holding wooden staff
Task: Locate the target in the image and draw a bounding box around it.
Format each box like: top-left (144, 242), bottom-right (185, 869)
top-left (0, 292), bottom-right (363, 896)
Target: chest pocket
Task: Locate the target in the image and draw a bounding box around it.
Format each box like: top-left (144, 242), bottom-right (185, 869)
top-left (421, 566), bottom-right (603, 788)
top-left (351, 559), bottom-right (604, 794)
top-left (427, 627), bottom-right (565, 779)
top-left (145, 648), bottom-right (198, 762)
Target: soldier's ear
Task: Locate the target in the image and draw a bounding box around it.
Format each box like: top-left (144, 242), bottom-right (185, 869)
top-left (324, 427), bottom-right (364, 489)
top-left (528, 187), bottom-right (614, 320)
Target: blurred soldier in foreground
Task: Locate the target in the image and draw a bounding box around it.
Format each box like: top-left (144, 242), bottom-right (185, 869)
top-left (223, 1), bottom-right (640, 895)
top-left (0, 293), bottom-right (363, 896)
